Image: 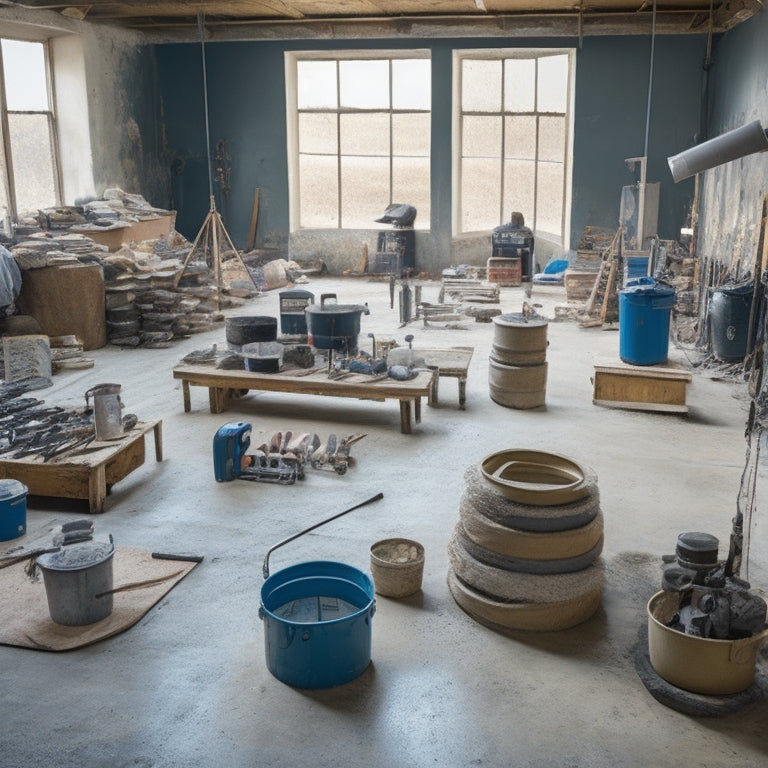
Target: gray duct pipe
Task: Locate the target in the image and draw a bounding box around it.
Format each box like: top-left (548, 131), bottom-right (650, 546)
top-left (667, 120), bottom-right (768, 183)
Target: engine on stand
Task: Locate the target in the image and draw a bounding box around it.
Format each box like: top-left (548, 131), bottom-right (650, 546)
top-left (660, 531), bottom-right (767, 640)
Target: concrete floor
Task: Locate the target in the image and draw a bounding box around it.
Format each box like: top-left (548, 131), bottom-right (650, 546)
top-left (2, 276), bottom-right (768, 767)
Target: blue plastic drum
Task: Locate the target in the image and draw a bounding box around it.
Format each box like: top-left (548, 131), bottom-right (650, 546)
top-left (619, 277), bottom-right (676, 366)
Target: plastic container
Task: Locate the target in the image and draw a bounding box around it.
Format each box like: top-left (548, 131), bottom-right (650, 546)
top-left (370, 538), bottom-right (425, 598)
top-left (225, 316), bottom-right (277, 348)
top-left (259, 561), bottom-right (375, 689)
top-left (36, 538), bottom-right (116, 626)
top-left (647, 590), bottom-right (768, 695)
top-left (241, 341), bottom-right (284, 373)
top-left (279, 290), bottom-right (314, 335)
top-left (709, 283), bottom-right (754, 362)
top-left (624, 256), bottom-right (649, 283)
top-left (0, 479), bottom-right (27, 542)
top-left (619, 277), bottom-right (676, 365)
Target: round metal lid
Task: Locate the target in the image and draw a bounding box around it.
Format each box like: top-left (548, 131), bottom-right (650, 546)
top-left (493, 312), bottom-right (548, 328)
top-left (0, 479), bottom-right (27, 500)
top-left (36, 539), bottom-right (115, 571)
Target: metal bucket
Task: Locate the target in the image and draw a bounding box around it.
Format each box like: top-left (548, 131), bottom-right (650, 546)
top-left (36, 537), bottom-right (116, 626)
top-left (85, 383), bottom-right (123, 440)
top-left (259, 561), bottom-right (375, 689)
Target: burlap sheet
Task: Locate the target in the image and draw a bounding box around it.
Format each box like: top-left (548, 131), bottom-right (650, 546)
top-left (0, 546), bottom-right (199, 651)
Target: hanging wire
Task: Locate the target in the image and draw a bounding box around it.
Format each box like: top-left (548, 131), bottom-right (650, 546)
top-left (643, 0), bottom-right (657, 159)
top-left (197, 13), bottom-right (215, 200)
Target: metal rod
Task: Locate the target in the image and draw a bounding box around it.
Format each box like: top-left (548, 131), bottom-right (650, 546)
top-left (262, 492), bottom-right (384, 578)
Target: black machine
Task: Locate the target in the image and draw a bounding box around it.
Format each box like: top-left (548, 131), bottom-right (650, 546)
top-left (491, 212), bottom-right (535, 282)
top-left (372, 203), bottom-right (416, 277)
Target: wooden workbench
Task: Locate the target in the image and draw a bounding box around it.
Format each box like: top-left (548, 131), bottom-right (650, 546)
top-left (0, 420), bottom-right (163, 514)
top-left (418, 347), bottom-right (474, 409)
top-left (172, 364), bottom-right (435, 434)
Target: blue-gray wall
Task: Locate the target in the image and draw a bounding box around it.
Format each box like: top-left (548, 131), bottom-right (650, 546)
top-left (695, 8), bottom-right (768, 274)
top-left (154, 34), bottom-right (707, 272)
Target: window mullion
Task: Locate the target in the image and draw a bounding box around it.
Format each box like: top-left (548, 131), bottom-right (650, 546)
top-left (44, 40), bottom-right (62, 207)
top-left (0, 47), bottom-right (18, 222)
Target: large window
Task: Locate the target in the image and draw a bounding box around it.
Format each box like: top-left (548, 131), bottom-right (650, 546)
top-left (0, 38), bottom-right (60, 225)
top-left (287, 52), bottom-right (431, 230)
top-left (455, 50), bottom-right (573, 243)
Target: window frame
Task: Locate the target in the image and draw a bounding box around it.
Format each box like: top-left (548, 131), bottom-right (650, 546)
top-left (285, 49), bottom-right (431, 232)
top-left (0, 36), bottom-right (62, 226)
top-left (452, 48), bottom-right (574, 247)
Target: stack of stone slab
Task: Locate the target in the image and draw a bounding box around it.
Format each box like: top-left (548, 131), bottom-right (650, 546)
top-left (448, 452), bottom-right (604, 632)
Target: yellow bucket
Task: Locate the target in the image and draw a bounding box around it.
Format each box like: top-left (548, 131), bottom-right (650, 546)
top-left (647, 590), bottom-right (768, 695)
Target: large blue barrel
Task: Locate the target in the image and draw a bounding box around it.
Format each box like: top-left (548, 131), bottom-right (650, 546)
top-left (709, 283), bottom-right (754, 362)
top-left (619, 278), bottom-right (676, 365)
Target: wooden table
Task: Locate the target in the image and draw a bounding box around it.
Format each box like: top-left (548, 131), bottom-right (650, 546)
top-left (418, 347), bottom-right (474, 409)
top-left (172, 364), bottom-right (435, 434)
top-left (0, 420), bottom-right (163, 514)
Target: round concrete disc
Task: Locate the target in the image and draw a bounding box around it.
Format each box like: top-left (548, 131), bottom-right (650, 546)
top-left (453, 522), bottom-right (604, 575)
top-left (448, 529), bottom-right (604, 603)
top-left (460, 502), bottom-right (604, 560)
top-left (447, 567), bottom-right (602, 632)
top-left (462, 464), bottom-right (600, 532)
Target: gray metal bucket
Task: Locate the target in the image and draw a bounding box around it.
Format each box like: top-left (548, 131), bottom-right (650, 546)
top-left (36, 537), bottom-right (116, 626)
top-left (85, 383), bottom-right (123, 440)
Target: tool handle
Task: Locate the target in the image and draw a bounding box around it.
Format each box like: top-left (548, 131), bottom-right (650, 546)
top-left (262, 492), bottom-right (384, 578)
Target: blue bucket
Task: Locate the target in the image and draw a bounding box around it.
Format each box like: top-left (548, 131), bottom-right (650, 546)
top-left (619, 277), bottom-right (676, 365)
top-left (0, 479), bottom-right (28, 542)
top-left (259, 561), bottom-right (375, 689)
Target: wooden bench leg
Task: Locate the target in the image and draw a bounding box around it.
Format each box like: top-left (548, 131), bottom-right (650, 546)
top-left (182, 380), bottom-right (191, 412)
top-left (399, 400), bottom-right (412, 434)
top-left (88, 464), bottom-right (107, 514)
top-left (458, 377), bottom-right (467, 410)
top-left (152, 421), bottom-right (163, 462)
top-left (209, 387), bottom-right (229, 414)
top-left (415, 396), bottom-right (421, 423)
top-left (429, 372), bottom-right (439, 406)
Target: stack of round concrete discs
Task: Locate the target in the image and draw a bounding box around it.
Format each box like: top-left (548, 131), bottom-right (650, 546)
top-left (447, 450), bottom-right (604, 631)
top-left (488, 312), bottom-right (548, 409)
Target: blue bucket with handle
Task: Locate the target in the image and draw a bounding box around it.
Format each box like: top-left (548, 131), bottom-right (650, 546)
top-left (258, 493), bottom-right (383, 689)
top-left (260, 560), bottom-right (375, 689)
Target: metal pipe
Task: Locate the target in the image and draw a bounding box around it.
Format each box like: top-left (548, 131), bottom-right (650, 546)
top-left (262, 492), bottom-right (384, 578)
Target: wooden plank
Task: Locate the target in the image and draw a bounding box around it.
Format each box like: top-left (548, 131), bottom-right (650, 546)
top-left (593, 356), bottom-right (692, 382)
top-left (593, 369), bottom-right (689, 409)
top-left (593, 399), bottom-right (689, 414)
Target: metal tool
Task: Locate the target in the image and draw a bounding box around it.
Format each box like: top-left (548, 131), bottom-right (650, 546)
top-left (262, 491), bottom-right (384, 578)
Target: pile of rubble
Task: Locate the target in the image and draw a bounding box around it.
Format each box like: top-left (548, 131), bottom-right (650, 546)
top-left (4, 190), bottom-right (300, 349)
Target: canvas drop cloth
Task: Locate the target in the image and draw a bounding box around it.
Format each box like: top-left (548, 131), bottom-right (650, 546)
top-left (0, 546), bottom-right (199, 651)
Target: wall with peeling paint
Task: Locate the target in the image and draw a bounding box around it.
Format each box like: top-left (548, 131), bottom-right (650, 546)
top-left (155, 35), bottom-right (705, 275)
top-left (695, 8), bottom-right (768, 277)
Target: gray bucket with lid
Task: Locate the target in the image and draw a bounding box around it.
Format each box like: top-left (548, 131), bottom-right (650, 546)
top-left (36, 537), bottom-right (116, 626)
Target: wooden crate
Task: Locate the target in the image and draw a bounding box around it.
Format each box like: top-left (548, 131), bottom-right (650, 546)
top-left (0, 421), bottom-right (163, 513)
top-left (592, 357), bottom-right (691, 413)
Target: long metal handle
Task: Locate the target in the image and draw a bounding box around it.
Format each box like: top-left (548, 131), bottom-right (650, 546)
top-left (262, 492), bottom-right (384, 578)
